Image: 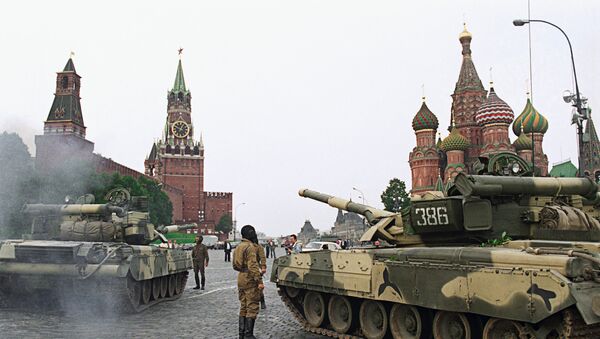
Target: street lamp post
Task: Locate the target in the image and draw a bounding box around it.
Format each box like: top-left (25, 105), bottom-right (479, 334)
top-left (352, 187), bottom-right (366, 204)
top-left (233, 202), bottom-right (246, 241)
top-left (513, 19), bottom-right (588, 177)
top-left (352, 187), bottom-right (367, 232)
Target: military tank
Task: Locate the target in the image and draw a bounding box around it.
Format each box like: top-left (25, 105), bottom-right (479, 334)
top-left (0, 188), bottom-right (194, 312)
top-left (272, 174), bottom-right (600, 338)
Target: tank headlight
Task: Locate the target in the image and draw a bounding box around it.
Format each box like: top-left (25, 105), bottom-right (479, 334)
top-left (511, 163), bottom-right (521, 174)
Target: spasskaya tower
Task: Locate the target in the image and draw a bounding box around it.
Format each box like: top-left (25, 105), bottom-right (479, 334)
top-left (145, 53), bottom-right (232, 233)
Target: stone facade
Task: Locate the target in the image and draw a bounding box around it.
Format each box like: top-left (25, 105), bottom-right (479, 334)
top-left (330, 209), bottom-right (365, 241)
top-left (298, 220), bottom-right (319, 244)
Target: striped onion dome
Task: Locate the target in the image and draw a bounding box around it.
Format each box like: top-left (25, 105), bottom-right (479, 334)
top-left (513, 132), bottom-right (533, 151)
top-left (441, 126), bottom-right (470, 151)
top-left (512, 98), bottom-right (549, 135)
top-left (475, 87), bottom-right (514, 126)
top-left (412, 101), bottom-right (439, 131)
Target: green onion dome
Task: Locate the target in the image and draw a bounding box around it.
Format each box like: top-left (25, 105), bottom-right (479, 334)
top-left (441, 127), bottom-right (470, 151)
top-left (412, 101), bottom-right (439, 131)
top-left (512, 98), bottom-right (549, 135)
top-left (513, 132), bottom-right (533, 151)
top-left (475, 87), bottom-right (514, 126)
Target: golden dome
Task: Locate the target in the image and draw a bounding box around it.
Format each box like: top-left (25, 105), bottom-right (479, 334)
top-left (459, 23), bottom-right (472, 40)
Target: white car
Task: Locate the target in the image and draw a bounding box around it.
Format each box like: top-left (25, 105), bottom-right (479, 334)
top-left (301, 241), bottom-right (341, 252)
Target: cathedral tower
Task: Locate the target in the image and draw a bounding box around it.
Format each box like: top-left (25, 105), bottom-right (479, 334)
top-left (408, 99), bottom-right (441, 194)
top-left (512, 97), bottom-right (549, 175)
top-left (450, 25), bottom-right (487, 169)
top-left (475, 85), bottom-right (515, 156)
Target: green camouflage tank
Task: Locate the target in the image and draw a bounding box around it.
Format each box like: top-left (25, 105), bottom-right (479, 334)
top-left (272, 160), bottom-right (600, 338)
top-left (0, 188), bottom-right (193, 312)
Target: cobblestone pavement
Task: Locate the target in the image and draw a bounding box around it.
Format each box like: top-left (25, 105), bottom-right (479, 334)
top-left (0, 248), bottom-right (327, 339)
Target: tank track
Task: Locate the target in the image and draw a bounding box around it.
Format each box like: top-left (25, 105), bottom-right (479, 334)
top-left (278, 288), bottom-right (363, 339)
top-left (558, 308), bottom-right (600, 338)
top-left (278, 287), bottom-right (600, 339)
top-left (118, 271), bottom-right (189, 313)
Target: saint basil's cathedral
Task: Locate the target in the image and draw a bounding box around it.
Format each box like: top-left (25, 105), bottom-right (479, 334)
top-left (408, 25), bottom-right (550, 195)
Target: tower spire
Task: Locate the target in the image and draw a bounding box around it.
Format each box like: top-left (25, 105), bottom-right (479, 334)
top-left (172, 54), bottom-right (187, 93)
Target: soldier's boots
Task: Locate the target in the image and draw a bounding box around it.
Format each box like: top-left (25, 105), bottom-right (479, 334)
top-left (238, 316), bottom-right (245, 339)
top-left (244, 317), bottom-right (256, 339)
top-left (193, 286), bottom-right (200, 290)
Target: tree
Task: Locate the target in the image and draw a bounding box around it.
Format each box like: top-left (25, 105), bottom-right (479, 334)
top-left (0, 132), bottom-right (35, 237)
top-left (380, 178), bottom-right (410, 213)
top-left (215, 213), bottom-right (233, 234)
top-left (90, 173), bottom-right (173, 226)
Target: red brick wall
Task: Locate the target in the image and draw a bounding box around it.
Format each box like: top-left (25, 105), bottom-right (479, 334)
top-left (161, 157), bottom-right (204, 224)
top-left (202, 192), bottom-right (232, 233)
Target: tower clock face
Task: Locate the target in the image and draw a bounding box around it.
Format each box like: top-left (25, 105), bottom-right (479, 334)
top-left (171, 120), bottom-right (190, 138)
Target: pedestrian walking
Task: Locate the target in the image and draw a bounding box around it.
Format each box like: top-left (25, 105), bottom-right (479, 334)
top-left (265, 242), bottom-right (270, 258)
top-left (269, 240), bottom-right (277, 259)
top-left (233, 225), bottom-right (264, 339)
top-left (192, 235), bottom-right (209, 290)
top-left (224, 240), bottom-right (232, 262)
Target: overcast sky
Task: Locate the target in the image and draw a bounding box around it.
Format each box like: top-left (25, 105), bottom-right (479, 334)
top-left (1, 0), bottom-right (599, 237)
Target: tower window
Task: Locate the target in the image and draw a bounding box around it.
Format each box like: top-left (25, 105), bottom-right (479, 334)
top-left (61, 76), bottom-right (68, 89)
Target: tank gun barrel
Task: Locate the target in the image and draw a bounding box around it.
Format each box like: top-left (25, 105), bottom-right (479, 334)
top-left (157, 223), bottom-right (197, 234)
top-left (22, 204), bottom-right (126, 218)
top-left (298, 189), bottom-right (394, 225)
top-left (454, 174), bottom-right (599, 200)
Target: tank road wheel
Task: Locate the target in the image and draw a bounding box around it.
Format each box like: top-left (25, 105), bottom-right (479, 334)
top-left (359, 300), bottom-right (388, 339)
top-left (433, 311), bottom-right (473, 339)
top-left (328, 295), bottom-right (355, 334)
top-left (174, 273), bottom-right (184, 295)
top-left (167, 274), bottom-right (177, 297)
top-left (126, 275), bottom-right (142, 308)
top-left (483, 318), bottom-right (529, 339)
top-left (285, 286), bottom-right (300, 299)
top-left (141, 279), bottom-right (152, 304)
top-left (160, 275), bottom-right (168, 297)
top-left (303, 291), bottom-right (327, 327)
top-left (152, 278), bottom-right (161, 300)
top-left (390, 304), bottom-right (431, 339)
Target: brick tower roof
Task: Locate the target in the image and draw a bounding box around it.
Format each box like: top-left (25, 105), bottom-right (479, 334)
top-left (455, 24), bottom-right (484, 93)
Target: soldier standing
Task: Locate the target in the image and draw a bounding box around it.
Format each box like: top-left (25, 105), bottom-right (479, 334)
top-left (192, 235), bottom-right (209, 290)
top-left (233, 225), bottom-right (264, 339)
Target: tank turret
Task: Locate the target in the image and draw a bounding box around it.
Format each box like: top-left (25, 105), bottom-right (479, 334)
top-left (299, 171), bottom-right (600, 246)
top-left (20, 189), bottom-right (188, 245)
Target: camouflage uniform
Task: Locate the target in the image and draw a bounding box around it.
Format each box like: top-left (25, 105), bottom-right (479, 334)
top-left (233, 239), bottom-right (263, 319)
top-left (256, 244), bottom-right (267, 309)
top-left (192, 242), bottom-right (209, 289)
